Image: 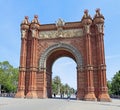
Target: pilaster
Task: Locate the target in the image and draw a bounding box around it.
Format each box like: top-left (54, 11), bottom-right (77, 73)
top-left (26, 15), bottom-right (40, 98)
top-left (15, 16), bottom-right (29, 98)
top-left (94, 9), bottom-right (111, 101)
top-left (82, 10), bottom-right (96, 101)
top-left (77, 66), bottom-right (85, 100)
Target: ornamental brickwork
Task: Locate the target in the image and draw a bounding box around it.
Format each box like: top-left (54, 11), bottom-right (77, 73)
top-left (15, 9), bottom-right (111, 101)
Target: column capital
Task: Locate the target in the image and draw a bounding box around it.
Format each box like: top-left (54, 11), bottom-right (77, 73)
top-left (28, 67), bottom-right (38, 72)
top-left (77, 66), bottom-right (85, 72)
top-left (96, 23), bottom-right (104, 34)
top-left (85, 65), bottom-right (94, 71)
top-left (19, 67), bottom-right (26, 71)
top-left (98, 64), bottom-right (106, 70)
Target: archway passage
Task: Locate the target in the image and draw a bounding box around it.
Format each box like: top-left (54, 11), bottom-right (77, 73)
top-left (52, 57), bottom-right (77, 99)
top-left (45, 50), bottom-right (77, 98)
top-left (15, 10), bottom-right (111, 101)
top-left (37, 43), bottom-right (83, 99)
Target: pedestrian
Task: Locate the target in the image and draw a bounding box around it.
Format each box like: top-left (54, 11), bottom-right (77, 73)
top-left (67, 92), bottom-right (71, 101)
top-left (54, 93), bottom-right (56, 98)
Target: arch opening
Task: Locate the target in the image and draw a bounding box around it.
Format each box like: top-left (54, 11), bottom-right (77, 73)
top-left (39, 43), bottom-right (83, 71)
top-left (39, 43), bottom-right (83, 98)
top-left (52, 57), bottom-right (77, 99)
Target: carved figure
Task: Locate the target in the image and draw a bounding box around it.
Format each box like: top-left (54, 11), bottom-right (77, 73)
top-left (84, 25), bottom-right (90, 34)
top-left (56, 18), bottom-right (65, 27)
top-left (97, 24), bottom-right (103, 33)
top-left (21, 30), bottom-right (27, 38)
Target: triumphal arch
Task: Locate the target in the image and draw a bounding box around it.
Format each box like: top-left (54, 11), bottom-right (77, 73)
top-left (15, 9), bottom-right (111, 101)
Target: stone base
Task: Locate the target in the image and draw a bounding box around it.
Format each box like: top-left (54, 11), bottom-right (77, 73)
top-left (26, 91), bottom-right (38, 98)
top-left (98, 93), bottom-right (111, 102)
top-left (77, 94), bottom-right (84, 100)
top-left (84, 93), bottom-right (97, 101)
top-left (15, 91), bottom-right (25, 98)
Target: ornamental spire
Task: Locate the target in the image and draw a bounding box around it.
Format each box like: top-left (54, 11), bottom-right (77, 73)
top-left (31, 15), bottom-right (39, 24)
top-left (82, 9), bottom-right (92, 20)
top-left (21, 16), bottom-right (29, 25)
top-left (94, 8), bottom-right (104, 19)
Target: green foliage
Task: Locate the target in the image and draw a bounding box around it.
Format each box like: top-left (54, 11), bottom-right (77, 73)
top-left (0, 61), bottom-right (18, 93)
top-left (111, 71), bottom-right (120, 95)
top-left (52, 75), bottom-right (76, 95)
top-left (107, 70), bottom-right (120, 96)
top-left (52, 76), bottom-right (61, 94)
top-left (107, 80), bottom-right (112, 95)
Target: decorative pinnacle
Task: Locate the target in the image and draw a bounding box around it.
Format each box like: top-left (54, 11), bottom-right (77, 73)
top-left (25, 16), bottom-right (29, 20)
top-left (93, 8), bottom-right (104, 24)
top-left (31, 15), bottom-right (39, 24)
top-left (94, 8), bottom-right (104, 19)
top-left (95, 8), bottom-right (101, 16)
top-left (82, 9), bottom-right (92, 25)
top-left (21, 16), bottom-right (29, 25)
top-left (82, 9), bottom-right (92, 20)
top-left (34, 15), bottom-right (38, 19)
top-left (96, 8), bottom-right (100, 13)
top-left (84, 9), bottom-right (88, 15)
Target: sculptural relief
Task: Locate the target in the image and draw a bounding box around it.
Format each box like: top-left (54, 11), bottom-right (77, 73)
top-left (84, 25), bottom-right (90, 34)
top-left (39, 29), bottom-right (83, 39)
top-left (21, 30), bottom-right (27, 38)
top-left (96, 24), bottom-right (104, 33)
top-left (31, 29), bottom-right (36, 37)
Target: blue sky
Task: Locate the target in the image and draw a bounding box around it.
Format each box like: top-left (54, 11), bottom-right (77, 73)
top-left (0, 0), bottom-right (120, 89)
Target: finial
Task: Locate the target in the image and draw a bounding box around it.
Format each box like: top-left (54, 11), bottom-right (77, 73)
top-left (94, 8), bottom-right (104, 19)
top-left (96, 8), bottom-right (100, 13)
top-left (82, 9), bottom-right (92, 22)
top-left (25, 16), bottom-right (29, 20)
top-left (34, 15), bottom-right (38, 19)
top-left (21, 16), bottom-right (29, 24)
top-left (93, 8), bottom-right (104, 24)
top-left (84, 9), bottom-right (89, 17)
top-left (95, 8), bottom-right (101, 16)
top-left (84, 9), bottom-right (88, 14)
top-left (56, 18), bottom-right (65, 27)
top-left (31, 15), bottom-right (39, 24)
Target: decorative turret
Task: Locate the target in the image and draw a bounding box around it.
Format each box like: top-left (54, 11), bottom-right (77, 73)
top-left (93, 9), bottom-right (104, 24)
top-left (15, 16), bottom-right (30, 98)
top-left (93, 9), bottom-right (104, 33)
top-left (82, 10), bottom-right (92, 34)
top-left (82, 10), bottom-right (97, 101)
top-left (25, 15), bottom-right (40, 98)
top-left (21, 16), bottom-right (29, 25)
top-left (82, 10), bottom-right (92, 25)
top-left (30, 15), bottom-right (40, 38)
top-left (21, 16), bottom-right (30, 38)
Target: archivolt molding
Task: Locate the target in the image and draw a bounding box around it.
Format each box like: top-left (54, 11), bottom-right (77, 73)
top-left (39, 43), bottom-right (83, 71)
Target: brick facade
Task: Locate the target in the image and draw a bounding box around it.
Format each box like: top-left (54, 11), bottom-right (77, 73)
top-left (15, 9), bottom-right (111, 101)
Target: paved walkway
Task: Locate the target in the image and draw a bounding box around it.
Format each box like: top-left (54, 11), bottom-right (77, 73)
top-left (0, 97), bottom-right (120, 110)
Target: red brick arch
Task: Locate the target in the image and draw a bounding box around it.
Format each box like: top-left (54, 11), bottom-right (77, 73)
top-left (39, 43), bottom-right (83, 70)
top-left (15, 10), bottom-right (111, 101)
top-left (39, 43), bottom-right (83, 98)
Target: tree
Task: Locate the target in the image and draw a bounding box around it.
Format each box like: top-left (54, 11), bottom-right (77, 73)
top-left (52, 76), bottom-right (61, 94)
top-left (0, 61), bottom-right (18, 93)
top-left (52, 75), bottom-right (76, 96)
top-left (107, 80), bottom-right (112, 95)
top-left (60, 83), bottom-right (65, 94)
top-left (111, 71), bottom-right (120, 95)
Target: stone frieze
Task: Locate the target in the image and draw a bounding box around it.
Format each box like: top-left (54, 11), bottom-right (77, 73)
top-left (39, 29), bottom-right (83, 39)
